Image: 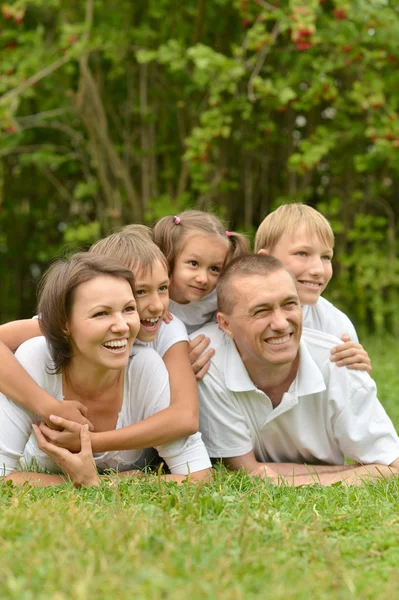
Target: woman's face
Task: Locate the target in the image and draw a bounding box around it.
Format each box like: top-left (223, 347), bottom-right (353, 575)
top-left (134, 260), bottom-right (170, 343)
top-left (66, 275), bottom-right (140, 371)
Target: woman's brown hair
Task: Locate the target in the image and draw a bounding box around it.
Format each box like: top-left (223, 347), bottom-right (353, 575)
top-left (37, 252), bottom-right (135, 374)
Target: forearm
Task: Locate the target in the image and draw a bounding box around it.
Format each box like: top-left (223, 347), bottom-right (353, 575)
top-left (0, 342), bottom-right (59, 418)
top-left (91, 404), bottom-right (199, 453)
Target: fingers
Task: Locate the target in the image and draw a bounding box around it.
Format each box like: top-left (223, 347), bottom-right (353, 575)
top-left (162, 310), bottom-right (173, 324)
top-left (188, 335), bottom-right (212, 362)
top-left (49, 414), bottom-right (83, 433)
top-left (191, 348), bottom-right (213, 380)
top-left (194, 359), bottom-right (211, 381)
top-left (330, 343), bottom-right (371, 372)
top-left (79, 424), bottom-right (93, 456)
top-left (33, 424), bottom-right (68, 460)
top-left (340, 333), bottom-right (351, 343)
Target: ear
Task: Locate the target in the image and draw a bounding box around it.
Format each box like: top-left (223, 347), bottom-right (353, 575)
top-left (257, 248), bottom-right (269, 256)
top-left (217, 311), bottom-right (234, 339)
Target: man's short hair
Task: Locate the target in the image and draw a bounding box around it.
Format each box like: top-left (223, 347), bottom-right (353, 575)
top-left (254, 203), bottom-right (334, 253)
top-left (217, 254), bottom-right (292, 314)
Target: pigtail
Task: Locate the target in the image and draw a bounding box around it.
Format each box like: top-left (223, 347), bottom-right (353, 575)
top-left (225, 231), bottom-right (250, 264)
top-left (152, 215), bottom-right (182, 275)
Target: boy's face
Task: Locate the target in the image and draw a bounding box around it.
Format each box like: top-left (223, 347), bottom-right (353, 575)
top-left (259, 227), bottom-right (333, 305)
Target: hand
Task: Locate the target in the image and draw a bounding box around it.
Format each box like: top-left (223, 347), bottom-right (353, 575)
top-left (33, 423), bottom-right (100, 487)
top-left (45, 400), bottom-right (94, 431)
top-left (162, 310), bottom-right (173, 324)
top-left (188, 334), bottom-right (215, 380)
top-left (38, 415), bottom-right (83, 452)
top-left (330, 334), bottom-right (372, 373)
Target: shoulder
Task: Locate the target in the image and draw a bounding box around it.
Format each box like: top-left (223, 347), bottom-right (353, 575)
top-left (129, 345), bottom-right (168, 373)
top-left (301, 327), bottom-right (342, 353)
top-left (153, 317), bottom-right (188, 357)
top-left (189, 322), bottom-right (227, 352)
top-left (304, 297), bottom-right (358, 341)
top-left (14, 336), bottom-right (53, 370)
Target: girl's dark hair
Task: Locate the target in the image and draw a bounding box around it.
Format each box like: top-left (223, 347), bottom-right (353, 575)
top-left (37, 252), bottom-right (135, 373)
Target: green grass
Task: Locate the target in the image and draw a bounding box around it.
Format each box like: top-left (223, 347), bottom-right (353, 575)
top-left (1, 336), bottom-right (399, 599)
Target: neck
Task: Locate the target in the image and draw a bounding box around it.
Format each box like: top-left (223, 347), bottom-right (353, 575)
top-left (64, 359), bottom-right (123, 400)
top-left (243, 354), bottom-right (299, 408)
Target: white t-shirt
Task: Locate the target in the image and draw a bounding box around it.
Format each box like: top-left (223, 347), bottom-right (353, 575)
top-left (134, 316), bottom-right (188, 357)
top-left (194, 324), bottom-right (399, 466)
top-left (302, 297), bottom-right (358, 342)
top-left (0, 337), bottom-right (211, 476)
top-left (169, 290), bottom-right (217, 334)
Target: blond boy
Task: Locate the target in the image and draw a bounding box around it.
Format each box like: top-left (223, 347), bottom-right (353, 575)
top-left (254, 203), bottom-right (370, 371)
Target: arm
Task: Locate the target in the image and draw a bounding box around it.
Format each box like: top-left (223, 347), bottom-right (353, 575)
top-left (0, 318), bottom-right (42, 352)
top-left (0, 322), bottom-right (92, 428)
top-left (225, 452), bottom-right (399, 486)
top-left (42, 341), bottom-right (200, 453)
top-left (330, 334), bottom-right (372, 372)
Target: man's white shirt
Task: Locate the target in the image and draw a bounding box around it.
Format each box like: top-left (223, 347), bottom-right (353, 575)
top-left (302, 297), bottom-right (358, 342)
top-left (194, 324), bottom-right (399, 466)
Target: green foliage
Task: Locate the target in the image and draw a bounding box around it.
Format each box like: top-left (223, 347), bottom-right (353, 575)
top-left (1, 0), bottom-right (399, 328)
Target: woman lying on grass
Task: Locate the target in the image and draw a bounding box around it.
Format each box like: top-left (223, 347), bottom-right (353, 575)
top-left (0, 253), bottom-right (211, 487)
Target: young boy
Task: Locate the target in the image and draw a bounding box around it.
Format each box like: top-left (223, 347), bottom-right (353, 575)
top-left (189, 203), bottom-right (370, 376)
top-left (254, 203), bottom-right (370, 371)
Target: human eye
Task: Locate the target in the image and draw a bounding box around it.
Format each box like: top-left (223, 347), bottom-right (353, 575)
top-left (322, 254), bottom-right (333, 261)
top-left (188, 260), bottom-right (198, 267)
top-left (135, 289), bottom-right (146, 296)
top-left (159, 284), bottom-right (169, 292)
top-left (295, 250), bottom-right (307, 257)
top-left (254, 308), bottom-right (269, 316)
top-left (124, 305), bottom-right (136, 314)
top-left (284, 300), bottom-right (299, 309)
top-left (210, 266), bottom-right (221, 274)
top-left (92, 311), bottom-right (107, 318)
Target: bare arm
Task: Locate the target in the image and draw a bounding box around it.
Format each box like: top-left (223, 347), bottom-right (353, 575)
top-left (224, 451), bottom-right (398, 486)
top-left (42, 341), bottom-right (199, 452)
top-left (0, 318), bottom-right (42, 352)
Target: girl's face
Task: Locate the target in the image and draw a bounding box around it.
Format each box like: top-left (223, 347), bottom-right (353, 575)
top-left (169, 233), bottom-right (228, 305)
top-left (134, 260), bottom-right (170, 343)
top-left (66, 275), bottom-right (140, 372)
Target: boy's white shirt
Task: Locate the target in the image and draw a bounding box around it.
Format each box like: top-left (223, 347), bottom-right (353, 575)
top-left (302, 296), bottom-right (359, 342)
top-left (168, 289), bottom-right (217, 334)
top-left (133, 316), bottom-right (188, 357)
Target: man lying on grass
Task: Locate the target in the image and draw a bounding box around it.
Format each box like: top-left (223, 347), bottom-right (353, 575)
top-left (194, 254), bottom-right (399, 486)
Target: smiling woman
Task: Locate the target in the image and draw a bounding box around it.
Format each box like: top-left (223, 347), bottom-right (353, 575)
top-left (0, 253), bottom-right (211, 487)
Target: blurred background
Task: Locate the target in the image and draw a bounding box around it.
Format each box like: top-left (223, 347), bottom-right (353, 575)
top-left (1, 0), bottom-right (398, 335)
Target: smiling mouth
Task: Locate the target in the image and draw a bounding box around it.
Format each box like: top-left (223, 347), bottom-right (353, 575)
top-left (298, 280), bottom-right (323, 290)
top-left (264, 333), bottom-right (292, 346)
top-left (102, 339), bottom-right (128, 353)
top-left (189, 285), bottom-right (207, 293)
top-left (140, 317), bottom-right (161, 331)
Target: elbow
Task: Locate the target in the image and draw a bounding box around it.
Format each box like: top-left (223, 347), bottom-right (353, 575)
top-left (180, 409), bottom-right (199, 437)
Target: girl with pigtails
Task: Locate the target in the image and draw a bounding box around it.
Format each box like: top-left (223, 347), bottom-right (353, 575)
top-left (152, 210), bottom-right (250, 380)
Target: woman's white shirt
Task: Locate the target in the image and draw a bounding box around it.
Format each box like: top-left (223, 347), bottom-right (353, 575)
top-left (0, 337), bottom-right (210, 476)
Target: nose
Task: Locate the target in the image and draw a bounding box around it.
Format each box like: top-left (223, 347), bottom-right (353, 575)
top-left (269, 308), bottom-right (289, 331)
top-left (111, 312), bottom-right (129, 334)
top-left (148, 293), bottom-right (164, 313)
top-left (195, 269), bottom-right (208, 286)
top-left (308, 255), bottom-right (324, 276)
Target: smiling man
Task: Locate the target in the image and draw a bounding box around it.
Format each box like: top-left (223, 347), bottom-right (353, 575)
top-left (194, 254), bottom-right (399, 486)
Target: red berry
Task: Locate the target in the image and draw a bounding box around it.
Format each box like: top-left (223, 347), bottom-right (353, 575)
top-left (296, 41), bottom-right (313, 51)
top-left (14, 16), bottom-right (23, 24)
top-left (3, 10), bottom-right (12, 19)
top-left (241, 18), bottom-right (251, 27)
top-left (67, 35), bottom-right (78, 44)
top-left (298, 28), bottom-right (312, 37)
top-left (333, 8), bottom-right (347, 20)
top-left (341, 45), bottom-right (351, 52)
top-left (6, 125), bottom-right (16, 134)
top-left (385, 133), bottom-right (394, 140)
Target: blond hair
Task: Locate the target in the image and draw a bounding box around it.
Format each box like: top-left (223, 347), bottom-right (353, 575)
top-left (153, 210), bottom-right (250, 274)
top-left (90, 224), bottom-right (168, 275)
top-left (254, 203), bottom-right (334, 253)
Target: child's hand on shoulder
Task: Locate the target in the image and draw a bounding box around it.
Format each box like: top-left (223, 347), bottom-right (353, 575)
top-left (162, 310), bottom-right (173, 324)
top-left (189, 334), bottom-right (215, 380)
top-left (330, 334), bottom-right (372, 373)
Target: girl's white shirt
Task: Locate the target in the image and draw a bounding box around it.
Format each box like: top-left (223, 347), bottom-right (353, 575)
top-left (168, 290), bottom-right (217, 335)
top-left (0, 337), bottom-right (210, 476)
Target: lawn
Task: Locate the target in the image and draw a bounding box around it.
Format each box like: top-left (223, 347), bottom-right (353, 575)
top-left (1, 336), bottom-right (399, 599)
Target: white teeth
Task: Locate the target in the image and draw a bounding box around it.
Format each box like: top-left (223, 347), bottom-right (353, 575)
top-left (300, 281), bottom-right (322, 289)
top-left (266, 334), bottom-right (291, 345)
top-left (103, 340), bottom-right (127, 348)
top-left (141, 317), bottom-right (160, 323)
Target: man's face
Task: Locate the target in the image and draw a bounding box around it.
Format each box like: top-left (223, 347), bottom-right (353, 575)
top-left (217, 270), bottom-right (302, 372)
top-left (259, 226), bottom-right (333, 305)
